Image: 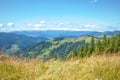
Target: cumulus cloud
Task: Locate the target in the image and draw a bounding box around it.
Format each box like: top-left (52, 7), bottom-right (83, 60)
top-left (34, 20), bottom-right (46, 30)
top-left (7, 22), bottom-right (15, 27)
top-left (0, 23), bottom-right (3, 27)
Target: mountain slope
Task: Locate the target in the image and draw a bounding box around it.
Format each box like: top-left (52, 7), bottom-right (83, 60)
top-left (21, 37), bottom-right (93, 59)
top-left (0, 32), bottom-right (48, 52)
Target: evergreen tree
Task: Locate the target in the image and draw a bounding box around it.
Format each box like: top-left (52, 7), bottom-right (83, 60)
top-left (107, 35), bottom-right (116, 53)
top-left (67, 49), bottom-right (78, 59)
top-left (95, 39), bottom-right (103, 54)
top-left (67, 53), bottom-right (72, 59)
top-left (53, 52), bottom-right (58, 60)
top-left (72, 49), bottom-right (78, 58)
top-left (113, 34), bottom-right (120, 53)
top-left (102, 34), bottom-right (107, 49)
top-left (78, 46), bottom-right (84, 58)
top-left (83, 44), bottom-right (89, 56)
top-left (88, 36), bottom-right (95, 54)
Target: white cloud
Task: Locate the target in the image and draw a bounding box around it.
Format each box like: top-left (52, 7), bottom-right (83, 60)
top-left (58, 23), bottom-right (64, 27)
top-left (40, 20), bottom-right (45, 24)
top-left (84, 24), bottom-right (97, 28)
top-left (7, 22), bottom-right (14, 27)
top-left (34, 20), bottom-right (46, 30)
top-left (35, 24), bottom-right (44, 28)
top-left (81, 24), bottom-right (116, 32)
top-left (34, 27), bottom-right (41, 30)
top-left (35, 24), bottom-right (40, 27)
top-left (0, 23), bottom-right (3, 27)
top-left (28, 24), bottom-right (32, 26)
top-left (82, 24), bottom-right (102, 31)
top-left (1, 28), bottom-right (7, 31)
top-left (90, 0), bottom-right (97, 3)
top-left (55, 28), bottom-right (81, 31)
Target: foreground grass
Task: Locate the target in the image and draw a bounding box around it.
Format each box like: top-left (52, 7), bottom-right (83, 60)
top-left (0, 54), bottom-right (120, 80)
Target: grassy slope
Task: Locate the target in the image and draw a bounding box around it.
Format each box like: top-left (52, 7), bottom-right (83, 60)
top-left (38, 37), bottom-right (92, 57)
top-left (0, 53), bottom-right (120, 80)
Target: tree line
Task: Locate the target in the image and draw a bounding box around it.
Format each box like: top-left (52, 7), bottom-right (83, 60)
top-left (53, 33), bottom-right (120, 59)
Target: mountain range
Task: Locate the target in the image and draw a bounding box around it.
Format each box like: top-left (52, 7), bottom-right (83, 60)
top-left (0, 30), bottom-right (120, 57)
top-left (12, 30), bottom-right (120, 39)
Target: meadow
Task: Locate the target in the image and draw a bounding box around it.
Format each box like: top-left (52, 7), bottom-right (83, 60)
top-left (0, 53), bottom-right (120, 80)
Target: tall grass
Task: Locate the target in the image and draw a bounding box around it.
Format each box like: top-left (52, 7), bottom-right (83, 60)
top-left (0, 54), bottom-right (120, 80)
top-left (0, 55), bottom-right (36, 80)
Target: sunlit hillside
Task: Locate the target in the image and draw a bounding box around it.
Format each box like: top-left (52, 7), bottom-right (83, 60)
top-left (0, 53), bottom-right (120, 80)
top-left (23, 36), bottom-right (92, 58)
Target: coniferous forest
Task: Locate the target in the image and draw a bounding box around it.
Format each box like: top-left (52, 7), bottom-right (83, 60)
top-left (68, 34), bottom-right (120, 59)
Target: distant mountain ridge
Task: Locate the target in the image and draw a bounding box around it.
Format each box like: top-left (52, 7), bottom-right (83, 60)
top-left (11, 30), bottom-right (120, 39)
top-left (0, 32), bottom-right (48, 52)
top-left (0, 30), bottom-right (120, 57)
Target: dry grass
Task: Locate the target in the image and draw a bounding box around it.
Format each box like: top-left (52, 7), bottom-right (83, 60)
top-left (0, 54), bottom-right (120, 80)
top-left (0, 54), bottom-right (36, 80)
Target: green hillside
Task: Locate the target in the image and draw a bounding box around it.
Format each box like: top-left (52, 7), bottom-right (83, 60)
top-left (21, 33), bottom-right (120, 60)
top-left (22, 37), bottom-right (92, 59)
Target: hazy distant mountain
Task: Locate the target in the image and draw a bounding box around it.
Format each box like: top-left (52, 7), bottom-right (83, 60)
top-left (11, 30), bottom-right (120, 39)
top-left (0, 32), bottom-right (48, 51)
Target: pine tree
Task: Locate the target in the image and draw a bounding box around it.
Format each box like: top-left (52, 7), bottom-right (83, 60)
top-left (95, 39), bottom-right (103, 54)
top-left (102, 34), bottom-right (107, 50)
top-left (88, 36), bottom-right (95, 55)
top-left (78, 46), bottom-right (84, 58)
top-left (106, 34), bottom-right (120, 54)
top-left (113, 34), bottom-right (120, 53)
top-left (83, 44), bottom-right (89, 56)
top-left (53, 52), bottom-right (58, 60)
top-left (67, 49), bottom-right (78, 59)
top-left (72, 49), bottom-right (78, 58)
top-left (67, 53), bottom-right (72, 59)
top-left (107, 35), bottom-right (114, 53)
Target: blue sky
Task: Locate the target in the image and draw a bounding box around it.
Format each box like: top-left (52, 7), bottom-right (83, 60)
top-left (0, 0), bottom-right (120, 31)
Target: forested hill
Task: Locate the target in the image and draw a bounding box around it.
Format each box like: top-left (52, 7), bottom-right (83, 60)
top-left (20, 33), bottom-right (120, 60)
top-left (67, 33), bottom-right (120, 59)
top-left (20, 37), bottom-right (91, 58)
